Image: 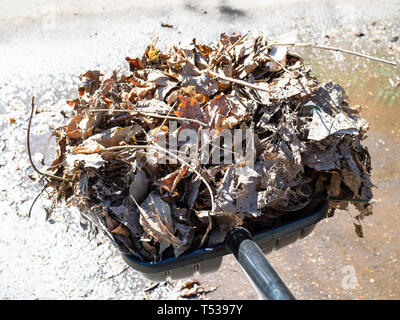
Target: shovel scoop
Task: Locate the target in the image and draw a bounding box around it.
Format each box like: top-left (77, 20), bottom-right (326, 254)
top-left (123, 201), bottom-right (328, 299)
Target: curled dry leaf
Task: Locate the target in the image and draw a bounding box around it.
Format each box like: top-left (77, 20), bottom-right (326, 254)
top-left (73, 140), bottom-right (104, 154)
top-left (129, 168), bottom-right (149, 204)
top-left (79, 70), bottom-right (103, 96)
top-left (180, 279), bottom-right (217, 298)
top-left (205, 94), bottom-right (231, 131)
top-left (174, 95), bottom-right (205, 129)
top-left (137, 193), bottom-right (181, 246)
top-left (66, 112), bottom-right (85, 139)
top-left (154, 166), bottom-right (188, 194)
top-left (111, 224), bottom-right (131, 237)
top-left (126, 57), bottom-right (144, 71)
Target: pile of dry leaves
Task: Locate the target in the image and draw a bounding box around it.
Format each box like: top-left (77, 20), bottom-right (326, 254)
top-left (43, 33), bottom-right (373, 261)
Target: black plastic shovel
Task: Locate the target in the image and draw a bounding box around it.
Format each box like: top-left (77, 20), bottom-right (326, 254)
top-left (123, 200), bottom-right (328, 300)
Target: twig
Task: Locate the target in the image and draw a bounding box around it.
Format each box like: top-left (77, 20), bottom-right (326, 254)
top-left (267, 42), bottom-right (398, 66)
top-left (106, 114), bottom-right (135, 126)
top-left (46, 159), bottom-right (66, 169)
top-left (143, 282), bottom-right (160, 292)
top-left (208, 71), bottom-right (270, 93)
top-left (100, 266), bottom-right (129, 282)
top-left (89, 109), bottom-right (208, 127)
top-left (101, 143), bottom-right (214, 246)
top-left (327, 196), bottom-right (375, 203)
top-left (28, 183), bottom-right (48, 218)
top-left (27, 97), bottom-right (70, 183)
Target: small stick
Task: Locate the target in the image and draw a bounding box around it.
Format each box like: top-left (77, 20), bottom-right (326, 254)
top-left (267, 42), bottom-right (398, 66)
top-left (28, 183), bottom-right (48, 218)
top-left (208, 71), bottom-right (270, 93)
top-left (27, 97), bottom-right (70, 183)
top-left (106, 114), bottom-right (135, 126)
top-left (143, 282), bottom-right (160, 292)
top-left (327, 196), bottom-right (374, 203)
top-left (100, 266), bottom-right (129, 282)
top-left (89, 109), bottom-right (208, 127)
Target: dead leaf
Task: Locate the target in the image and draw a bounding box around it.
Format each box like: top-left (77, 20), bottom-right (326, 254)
top-left (66, 112), bottom-right (85, 139)
top-left (161, 23), bottom-right (173, 28)
top-left (354, 223), bottom-right (364, 238)
top-left (308, 107), bottom-right (365, 141)
top-left (180, 279), bottom-right (217, 298)
top-left (154, 166), bottom-right (188, 194)
top-left (125, 57), bottom-right (144, 71)
top-left (79, 70), bottom-right (103, 96)
top-left (136, 193), bottom-right (181, 246)
top-left (174, 95), bottom-right (206, 129)
top-left (129, 168), bottom-right (149, 204)
top-left (205, 94), bottom-right (231, 131)
top-left (112, 224), bottom-right (131, 237)
top-left (110, 205), bottom-right (143, 237)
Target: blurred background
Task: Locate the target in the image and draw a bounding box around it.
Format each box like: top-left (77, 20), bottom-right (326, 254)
top-left (0, 0), bottom-right (399, 299)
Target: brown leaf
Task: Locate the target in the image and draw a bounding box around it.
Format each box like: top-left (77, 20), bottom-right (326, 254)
top-left (66, 112), bottom-right (85, 139)
top-left (161, 23), bottom-right (173, 28)
top-left (111, 224), bottom-right (131, 237)
top-left (131, 84), bottom-right (156, 100)
top-left (205, 94), bottom-right (231, 131)
top-left (181, 279), bottom-right (201, 289)
top-left (128, 76), bottom-right (149, 88)
top-left (71, 126), bottom-right (136, 154)
top-left (105, 216), bottom-right (120, 231)
top-left (73, 140), bottom-right (104, 154)
top-left (125, 57), bottom-right (144, 71)
top-left (110, 205), bottom-right (143, 237)
top-left (79, 70), bottom-right (103, 96)
top-left (66, 98), bottom-right (80, 107)
top-left (174, 95), bottom-right (206, 129)
top-left (354, 223), bottom-right (364, 238)
top-left (135, 193), bottom-right (181, 246)
top-left (144, 44), bottom-right (162, 63)
top-left (329, 172), bottom-right (342, 197)
top-left (163, 69), bottom-right (180, 81)
top-left (51, 134), bottom-right (66, 171)
top-left (180, 279), bottom-right (217, 298)
top-left (129, 169), bottom-right (149, 204)
top-left (91, 126), bottom-right (139, 148)
top-left (147, 125), bottom-right (168, 142)
top-left (181, 86), bottom-right (209, 104)
top-left (181, 72), bottom-right (219, 97)
top-left (197, 44), bottom-right (213, 56)
top-left (154, 166), bottom-right (188, 194)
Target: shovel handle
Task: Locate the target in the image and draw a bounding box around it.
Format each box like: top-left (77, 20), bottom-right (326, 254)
top-left (225, 227), bottom-right (295, 300)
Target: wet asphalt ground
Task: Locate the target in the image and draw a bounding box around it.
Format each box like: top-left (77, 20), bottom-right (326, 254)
top-left (0, 0), bottom-right (399, 299)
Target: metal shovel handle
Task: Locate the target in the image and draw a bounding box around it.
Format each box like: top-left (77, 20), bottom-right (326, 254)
top-left (225, 227), bottom-right (295, 300)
